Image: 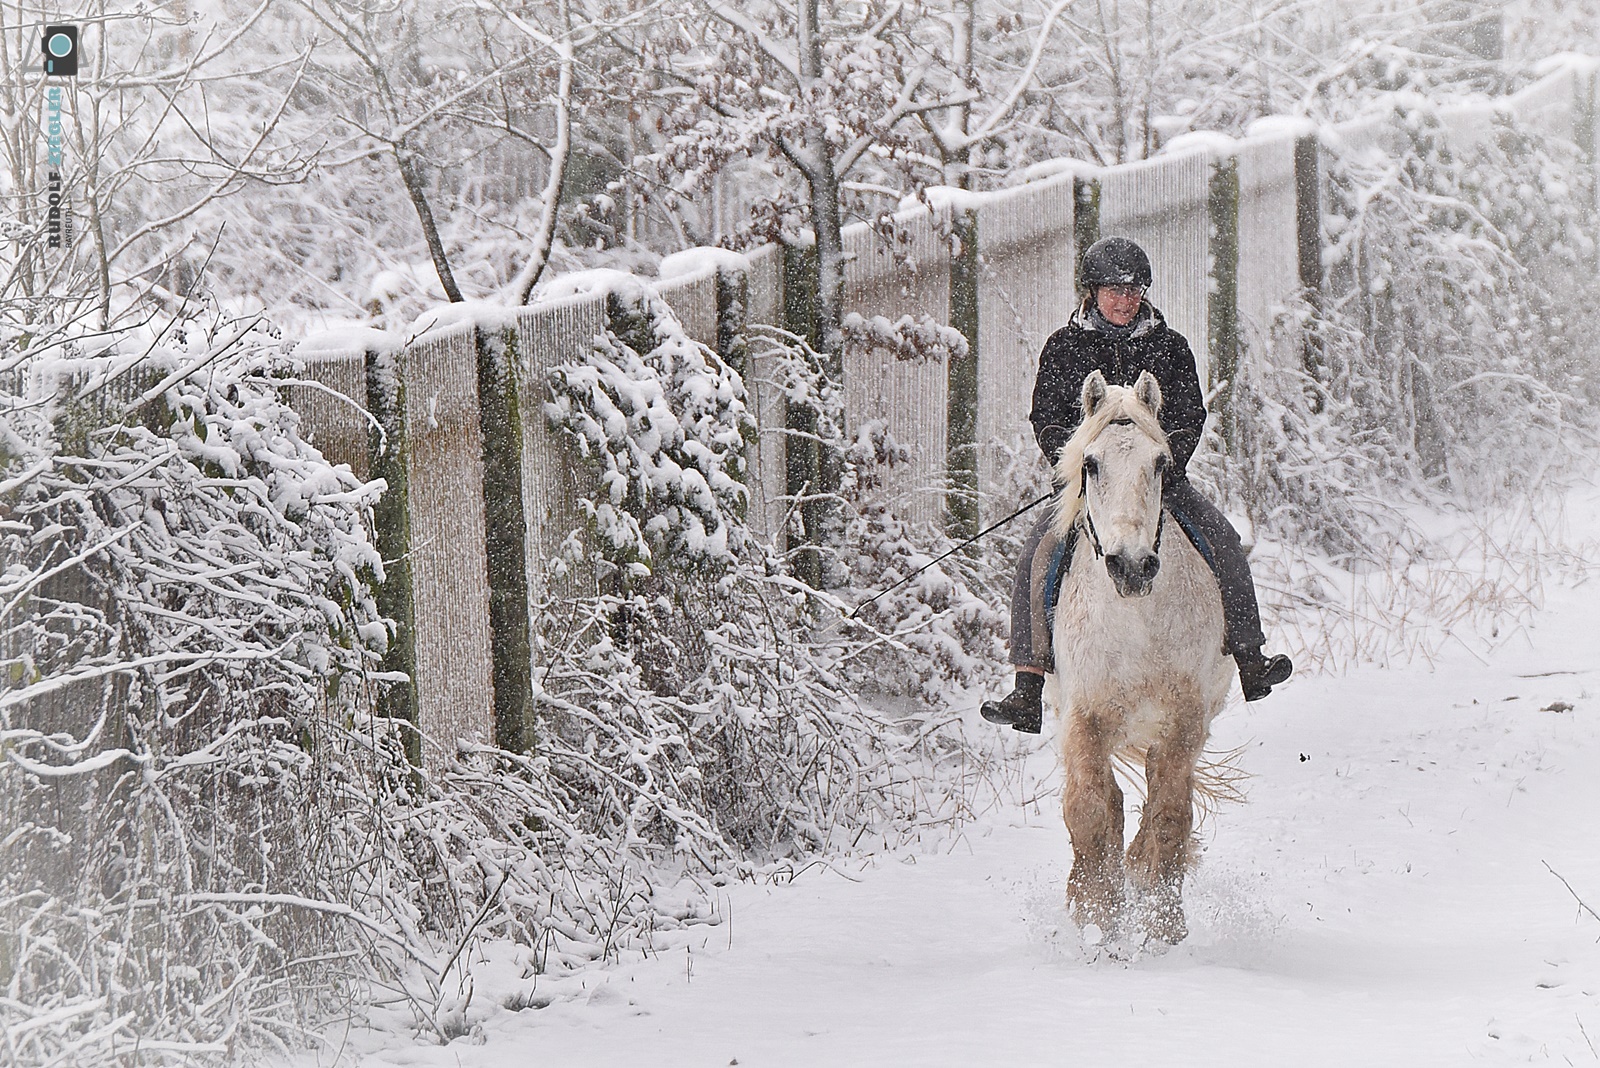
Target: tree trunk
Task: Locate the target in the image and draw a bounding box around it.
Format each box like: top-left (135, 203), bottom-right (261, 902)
top-left (396, 146), bottom-right (465, 303)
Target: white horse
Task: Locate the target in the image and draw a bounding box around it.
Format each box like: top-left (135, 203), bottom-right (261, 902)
top-left (1049, 369), bottom-right (1233, 944)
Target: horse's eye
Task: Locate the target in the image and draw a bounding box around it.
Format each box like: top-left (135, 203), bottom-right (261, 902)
top-left (1154, 454), bottom-right (1169, 474)
top-left (1084, 457), bottom-right (1100, 480)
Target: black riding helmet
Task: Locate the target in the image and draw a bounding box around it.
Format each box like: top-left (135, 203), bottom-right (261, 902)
top-left (1080, 236), bottom-right (1152, 290)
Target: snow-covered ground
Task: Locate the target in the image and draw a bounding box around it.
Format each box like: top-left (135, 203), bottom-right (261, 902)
top-left (322, 478), bottom-right (1600, 1067)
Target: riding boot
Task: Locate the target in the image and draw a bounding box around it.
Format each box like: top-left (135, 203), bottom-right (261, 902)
top-left (981, 671), bottom-right (1044, 734)
top-left (1236, 649), bottom-right (1293, 702)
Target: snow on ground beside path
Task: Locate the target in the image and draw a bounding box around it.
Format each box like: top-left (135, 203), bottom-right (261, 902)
top-left (319, 479), bottom-right (1600, 1067)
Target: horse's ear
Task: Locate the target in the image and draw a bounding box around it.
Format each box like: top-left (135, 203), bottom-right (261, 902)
top-left (1133, 370), bottom-right (1162, 414)
top-left (1081, 370), bottom-right (1108, 418)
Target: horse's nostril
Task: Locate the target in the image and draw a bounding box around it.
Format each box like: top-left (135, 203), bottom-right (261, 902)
top-left (1106, 551), bottom-right (1159, 590)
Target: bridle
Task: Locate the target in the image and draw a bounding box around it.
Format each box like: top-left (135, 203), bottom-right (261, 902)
top-left (1078, 417), bottom-right (1167, 562)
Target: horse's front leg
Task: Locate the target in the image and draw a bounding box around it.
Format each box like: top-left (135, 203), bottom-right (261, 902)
top-left (1126, 718), bottom-right (1204, 943)
top-left (1062, 708), bottom-right (1125, 932)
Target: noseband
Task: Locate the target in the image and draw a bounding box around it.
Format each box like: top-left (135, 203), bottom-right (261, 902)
top-left (1078, 418), bottom-right (1167, 561)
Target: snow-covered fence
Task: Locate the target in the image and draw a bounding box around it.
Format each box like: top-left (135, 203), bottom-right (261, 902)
top-left (1506, 61), bottom-right (1582, 141)
top-left (1233, 134), bottom-right (1303, 350)
top-left (287, 59), bottom-right (1600, 754)
top-left (286, 344), bottom-right (368, 479)
top-left (398, 324), bottom-right (498, 751)
top-left (969, 170), bottom-right (1079, 521)
top-left (654, 261), bottom-right (720, 349)
top-left (513, 293), bottom-right (610, 610)
top-left (841, 206), bottom-right (953, 527)
top-left (1097, 151), bottom-right (1215, 384)
top-left (295, 319), bottom-right (508, 758)
top-left (743, 243), bottom-right (790, 542)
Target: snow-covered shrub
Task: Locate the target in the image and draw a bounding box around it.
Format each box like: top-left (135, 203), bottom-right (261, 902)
top-left (0, 313), bottom-right (705, 1059)
top-left (545, 279), bottom-right (755, 579)
top-left (1205, 97), bottom-right (1600, 669)
top-left (840, 311), bottom-right (970, 365)
top-left (531, 305), bottom-right (1008, 876)
top-left (1223, 100), bottom-right (1597, 562)
top-left (0, 285), bottom-right (1013, 1063)
top-left (0, 317), bottom-right (387, 1062)
top-left (751, 323), bottom-right (1008, 703)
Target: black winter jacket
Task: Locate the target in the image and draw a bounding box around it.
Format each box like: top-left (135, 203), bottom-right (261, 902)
top-left (1029, 300), bottom-right (1207, 479)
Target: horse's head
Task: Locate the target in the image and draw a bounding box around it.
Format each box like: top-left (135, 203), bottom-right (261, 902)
top-left (1053, 370), bottom-right (1171, 598)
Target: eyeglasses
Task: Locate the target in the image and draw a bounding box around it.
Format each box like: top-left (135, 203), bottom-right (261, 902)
top-left (1100, 284), bottom-right (1145, 301)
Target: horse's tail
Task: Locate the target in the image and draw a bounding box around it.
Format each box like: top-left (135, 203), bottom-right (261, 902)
top-left (1112, 743), bottom-right (1251, 823)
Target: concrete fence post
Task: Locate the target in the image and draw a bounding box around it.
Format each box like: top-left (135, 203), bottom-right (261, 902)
top-left (1073, 175), bottom-right (1102, 283)
top-left (946, 208), bottom-right (981, 542)
top-left (474, 324), bottom-right (534, 754)
top-left (364, 347), bottom-right (420, 764)
top-left (1576, 66), bottom-right (1600, 236)
top-left (1294, 134), bottom-right (1328, 390)
top-left (781, 241), bottom-right (825, 589)
top-left (714, 263), bottom-right (751, 379)
top-left (1207, 154), bottom-right (1241, 454)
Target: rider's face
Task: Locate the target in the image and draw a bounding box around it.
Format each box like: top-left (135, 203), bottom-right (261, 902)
top-left (1094, 285), bottom-right (1144, 326)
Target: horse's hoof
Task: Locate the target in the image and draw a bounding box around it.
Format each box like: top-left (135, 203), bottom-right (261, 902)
top-left (1134, 891), bottom-right (1188, 944)
top-left (1145, 910), bottom-right (1188, 944)
top-left (1067, 878), bottom-right (1125, 935)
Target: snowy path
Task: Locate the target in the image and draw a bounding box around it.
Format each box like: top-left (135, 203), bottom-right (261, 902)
top-left (340, 488), bottom-right (1600, 1067)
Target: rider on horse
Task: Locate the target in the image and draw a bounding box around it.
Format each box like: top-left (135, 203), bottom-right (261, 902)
top-left (981, 236), bottom-right (1293, 734)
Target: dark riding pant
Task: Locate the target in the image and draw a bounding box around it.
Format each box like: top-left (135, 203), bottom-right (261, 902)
top-left (1007, 478), bottom-right (1267, 672)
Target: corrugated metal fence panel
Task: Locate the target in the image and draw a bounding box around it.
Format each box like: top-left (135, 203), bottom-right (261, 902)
top-left (842, 207), bottom-right (951, 527)
top-left (1234, 135), bottom-right (1301, 351)
top-left (745, 242), bottom-right (784, 327)
top-left (403, 323), bottom-right (495, 751)
top-left (515, 294), bottom-right (610, 606)
top-left (1439, 77), bottom-right (1583, 157)
top-left (974, 173), bottom-right (1076, 519)
top-left (1098, 150), bottom-right (1212, 383)
top-left (289, 350), bottom-right (369, 479)
top-left (654, 268), bottom-right (719, 349)
top-left (742, 242), bottom-right (789, 543)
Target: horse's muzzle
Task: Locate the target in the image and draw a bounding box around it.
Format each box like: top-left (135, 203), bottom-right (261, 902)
top-left (1105, 550), bottom-right (1160, 597)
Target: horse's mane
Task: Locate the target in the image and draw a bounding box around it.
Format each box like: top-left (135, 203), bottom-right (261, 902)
top-left (1050, 383), bottom-right (1170, 539)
